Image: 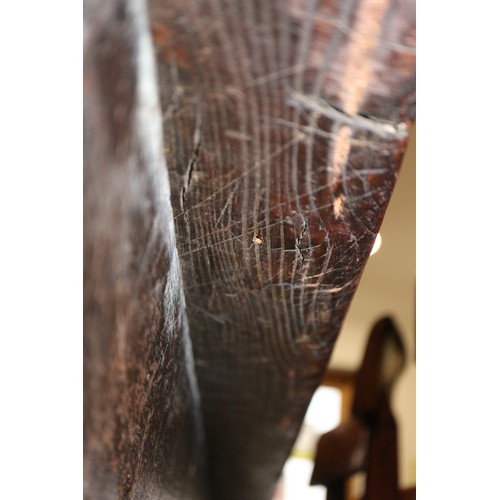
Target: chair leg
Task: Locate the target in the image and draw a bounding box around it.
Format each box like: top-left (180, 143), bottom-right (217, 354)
top-left (326, 481), bottom-right (345, 500)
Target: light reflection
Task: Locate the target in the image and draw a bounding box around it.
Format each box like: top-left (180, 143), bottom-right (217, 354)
top-left (370, 233), bottom-right (382, 256)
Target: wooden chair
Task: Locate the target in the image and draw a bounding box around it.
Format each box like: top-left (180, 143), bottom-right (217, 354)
top-left (310, 317), bottom-right (407, 500)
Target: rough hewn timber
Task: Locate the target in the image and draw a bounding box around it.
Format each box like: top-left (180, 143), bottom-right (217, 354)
top-left (148, 0), bottom-right (415, 498)
top-left (83, 0), bottom-right (210, 498)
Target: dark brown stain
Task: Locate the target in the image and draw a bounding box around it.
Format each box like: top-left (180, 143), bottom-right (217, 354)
top-left (84, 0), bottom-right (415, 497)
top-left (149, 0), bottom-right (415, 498)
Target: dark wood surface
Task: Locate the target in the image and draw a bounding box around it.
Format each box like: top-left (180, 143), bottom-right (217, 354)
top-left (83, 0), bottom-right (211, 498)
top-left (148, 0), bottom-right (415, 498)
top-left (84, 0), bottom-right (415, 498)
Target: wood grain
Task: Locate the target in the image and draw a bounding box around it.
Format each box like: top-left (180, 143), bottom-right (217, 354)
top-left (148, 0), bottom-right (415, 498)
top-left (83, 0), bottom-right (211, 498)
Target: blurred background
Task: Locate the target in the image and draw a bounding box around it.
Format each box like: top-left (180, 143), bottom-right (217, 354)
top-left (273, 124), bottom-right (416, 500)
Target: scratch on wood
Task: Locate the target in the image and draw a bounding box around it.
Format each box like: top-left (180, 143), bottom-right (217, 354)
top-left (225, 130), bottom-right (251, 141)
top-left (288, 89), bottom-right (408, 140)
top-left (181, 107), bottom-right (203, 211)
top-left (215, 185), bottom-right (238, 228)
top-left (295, 218), bottom-right (308, 263)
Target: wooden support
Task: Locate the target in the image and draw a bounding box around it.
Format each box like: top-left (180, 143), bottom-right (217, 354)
top-left (84, 0), bottom-right (415, 497)
top-left (83, 0), bottom-right (211, 498)
top-left (148, 0), bottom-right (415, 498)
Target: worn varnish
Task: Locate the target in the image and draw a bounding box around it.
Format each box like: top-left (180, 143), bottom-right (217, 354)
top-left (148, 0), bottom-right (415, 499)
top-left (83, 0), bottom-right (210, 498)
